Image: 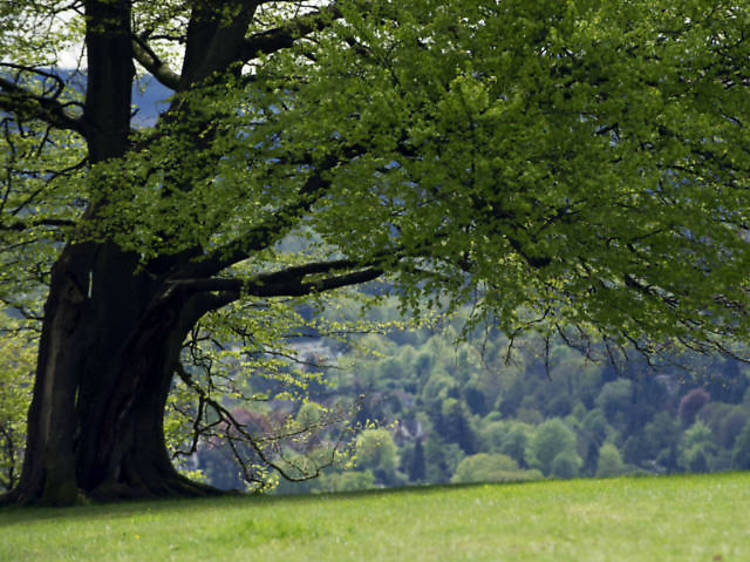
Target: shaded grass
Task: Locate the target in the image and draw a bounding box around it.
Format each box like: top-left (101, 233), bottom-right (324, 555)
top-left (1, 472), bottom-right (749, 561)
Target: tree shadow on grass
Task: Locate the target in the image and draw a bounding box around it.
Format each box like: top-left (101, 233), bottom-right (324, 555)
top-left (0, 476), bottom-right (554, 527)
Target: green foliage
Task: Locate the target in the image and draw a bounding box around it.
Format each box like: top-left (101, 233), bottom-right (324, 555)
top-left (478, 420), bottom-right (507, 453)
top-left (0, 316), bottom-right (34, 491)
top-left (595, 380), bottom-right (633, 426)
top-left (678, 421), bottom-right (718, 473)
top-left (8, 0), bottom-right (740, 353)
top-left (581, 409), bottom-right (611, 446)
top-left (550, 450), bottom-right (583, 479)
top-left (2, 0), bottom-right (750, 497)
top-left (596, 443), bottom-right (625, 478)
top-left (642, 412), bottom-right (681, 459)
top-left (438, 398), bottom-right (477, 453)
top-left (731, 420), bottom-right (750, 470)
top-left (243, 320), bottom-right (748, 492)
top-left (424, 437), bottom-right (465, 484)
top-left (355, 428), bottom-right (399, 476)
top-left (525, 418), bottom-right (579, 477)
top-left (294, 402), bottom-right (325, 428)
top-left (296, 0), bottom-right (750, 351)
top-left (405, 439), bottom-right (426, 482)
top-left (310, 470), bottom-right (377, 494)
top-left (451, 453), bottom-right (541, 484)
top-left (499, 422), bottom-right (535, 468)
top-left (420, 371), bottom-right (458, 408)
top-left (159, 294), bottom-right (405, 490)
top-left (720, 408), bottom-right (750, 449)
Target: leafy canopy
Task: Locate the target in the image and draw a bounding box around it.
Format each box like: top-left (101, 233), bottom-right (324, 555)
top-left (1, 0), bottom-right (748, 352)
top-left (0, 0), bottom-right (748, 488)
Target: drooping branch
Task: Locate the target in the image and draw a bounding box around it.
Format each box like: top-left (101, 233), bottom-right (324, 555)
top-left (173, 357), bottom-right (352, 487)
top-left (0, 76), bottom-right (86, 135)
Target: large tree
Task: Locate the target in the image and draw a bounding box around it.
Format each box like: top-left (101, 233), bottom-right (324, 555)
top-left (0, 0), bottom-right (748, 505)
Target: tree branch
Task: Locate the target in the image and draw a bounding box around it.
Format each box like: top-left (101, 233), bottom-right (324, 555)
top-left (189, 181), bottom-right (328, 277)
top-left (168, 259), bottom-right (385, 299)
top-left (172, 358), bottom-right (349, 485)
top-left (0, 76), bottom-right (86, 135)
top-left (0, 218), bottom-right (77, 232)
top-left (241, 4), bottom-right (343, 60)
top-left (131, 36), bottom-right (181, 90)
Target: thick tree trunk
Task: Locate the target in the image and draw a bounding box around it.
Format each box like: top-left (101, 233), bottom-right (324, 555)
top-left (3, 242), bottom-right (220, 505)
top-left (0, 0), bottom-right (223, 506)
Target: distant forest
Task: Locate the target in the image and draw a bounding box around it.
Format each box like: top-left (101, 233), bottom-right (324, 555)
top-left (190, 298), bottom-right (750, 493)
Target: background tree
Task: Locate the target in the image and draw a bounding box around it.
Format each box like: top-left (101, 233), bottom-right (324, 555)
top-left (731, 420), bottom-right (750, 470)
top-left (354, 428), bottom-right (400, 486)
top-left (678, 421), bottom-right (718, 473)
top-left (1, 0), bottom-right (748, 505)
top-left (451, 453), bottom-right (539, 484)
top-left (595, 443), bottom-right (625, 478)
top-left (595, 380), bottom-right (634, 430)
top-left (406, 438), bottom-right (426, 483)
top-left (525, 418), bottom-right (579, 477)
top-left (679, 388), bottom-right (712, 426)
top-left (550, 449), bottom-right (583, 479)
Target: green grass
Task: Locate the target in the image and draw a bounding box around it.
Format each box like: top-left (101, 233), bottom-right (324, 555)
top-left (2, 472), bottom-right (749, 561)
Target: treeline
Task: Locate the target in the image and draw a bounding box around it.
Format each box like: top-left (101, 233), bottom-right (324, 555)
top-left (192, 305), bottom-right (750, 493)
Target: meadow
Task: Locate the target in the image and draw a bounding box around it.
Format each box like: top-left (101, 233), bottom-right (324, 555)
top-left (1, 472), bottom-right (748, 561)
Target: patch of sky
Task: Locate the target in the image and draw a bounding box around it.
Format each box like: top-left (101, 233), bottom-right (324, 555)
top-left (131, 77), bottom-right (173, 127)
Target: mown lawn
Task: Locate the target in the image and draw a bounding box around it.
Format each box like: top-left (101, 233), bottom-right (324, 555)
top-left (1, 472), bottom-right (748, 561)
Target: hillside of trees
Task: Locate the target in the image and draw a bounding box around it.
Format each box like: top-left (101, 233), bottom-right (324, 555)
top-left (183, 300), bottom-right (750, 494)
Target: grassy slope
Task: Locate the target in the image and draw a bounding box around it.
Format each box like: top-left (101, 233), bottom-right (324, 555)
top-left (1, 473), bottom-right (748, 561)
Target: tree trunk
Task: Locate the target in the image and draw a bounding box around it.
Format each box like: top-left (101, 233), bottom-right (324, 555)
top-left (3, 242), bottom-right (220, 505)
top-left (0, 0), bottom-right (224, 505)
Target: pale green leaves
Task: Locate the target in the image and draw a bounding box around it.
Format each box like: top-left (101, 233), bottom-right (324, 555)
top-left (0, 315), bottom-right (35, 491)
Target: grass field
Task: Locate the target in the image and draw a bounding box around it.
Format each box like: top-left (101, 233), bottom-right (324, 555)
top-left (1, 472), bottom-right (749, 561)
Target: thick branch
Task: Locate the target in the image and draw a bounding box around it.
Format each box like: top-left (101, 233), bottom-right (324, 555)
top-left (168, 259), bottom-right (385, 300)
top-left (188, 189), bottom-right (326, 278)
top-left (241, 4), bottom-right (343, 60)
top-left (131, 37), bottom-right (180, 90)
top-left (0, 76), bottom-right (85, 135)
top-left (0, 218), bottom-right (77, 232)
top-left (180, 0), bottom-right (260, 88)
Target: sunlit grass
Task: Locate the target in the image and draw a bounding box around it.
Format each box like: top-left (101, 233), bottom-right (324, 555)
top-left (2, 472), bottom-right (749, 561)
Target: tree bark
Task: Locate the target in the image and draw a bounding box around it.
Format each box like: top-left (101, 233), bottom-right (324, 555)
top-left (1, 241), bottom-right (222, 505)
top-left (1, 0), bottom-right (213, 505)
